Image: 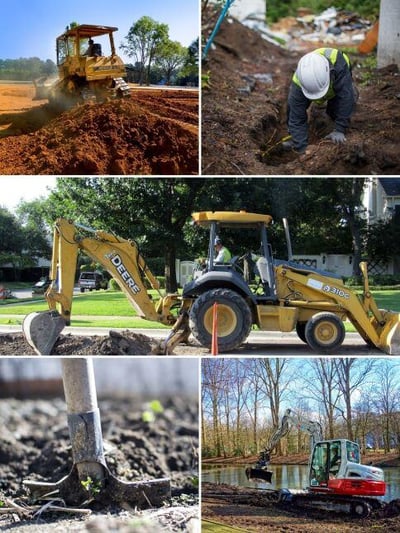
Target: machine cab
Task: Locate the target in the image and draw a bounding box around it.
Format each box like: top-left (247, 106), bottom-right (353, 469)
top-left (309, 439), bottom-right (386, 496)
top-left (190, 211), bottom-right (277, 299)
top-left (55, 24), bottom-right (125, 81)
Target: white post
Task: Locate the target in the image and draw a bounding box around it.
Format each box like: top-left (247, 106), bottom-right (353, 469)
top-left (377, 0), bottom-right (400, 68)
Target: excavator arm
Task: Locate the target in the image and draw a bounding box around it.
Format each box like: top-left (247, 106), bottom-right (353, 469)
top-left (23, 218), bottom-right (189, 355)
top-left (246, 409), bottom-right (323, 482)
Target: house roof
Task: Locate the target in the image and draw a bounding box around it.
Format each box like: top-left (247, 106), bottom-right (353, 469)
top-left (379, 178), bottom-right (400, 196)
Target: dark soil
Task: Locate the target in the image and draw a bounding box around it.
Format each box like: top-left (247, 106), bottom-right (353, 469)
top-left (0, 331), bottom-right (157, 356)
top-left (202, 482), bottom-right (400, 532)
top-left (0, 88), bottom-right (198, 175)
top-left (201, 12), bottom-right (400, 175)
top-left (0, 395), bottom-right (198, 531)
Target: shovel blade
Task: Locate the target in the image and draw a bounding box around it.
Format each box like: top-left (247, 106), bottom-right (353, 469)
top-left (23, 310), bottom-right (66, 355)
top-left (379, 312), bottom-right (400, 355)
top-left (245, 467), bottom-right (273, 483)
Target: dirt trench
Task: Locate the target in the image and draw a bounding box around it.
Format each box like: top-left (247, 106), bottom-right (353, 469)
top-left (0, 86), bottom-right (199, 175)
top-left (201, 14), bottom-right (400, 176)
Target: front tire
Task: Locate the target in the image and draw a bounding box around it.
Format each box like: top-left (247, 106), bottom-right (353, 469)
top-left (305, 312), bottom-right (345, 354)
top-left (189, 288), bottom-right (252, 352)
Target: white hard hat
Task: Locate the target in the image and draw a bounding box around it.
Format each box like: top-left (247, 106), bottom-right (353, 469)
top-left (297, 52), bottom-right (330, 100)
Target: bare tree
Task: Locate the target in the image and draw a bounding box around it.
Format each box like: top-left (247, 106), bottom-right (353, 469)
top-left (255, 358), bottom-right (291, 455)
top-left (371, 360), bottom-right (400, 453)
top-left (303, 358), bottom-right (341, 439)
top-left (334, 358), bottom-right (375, 441)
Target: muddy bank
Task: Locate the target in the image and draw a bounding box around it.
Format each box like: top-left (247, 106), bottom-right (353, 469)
top-left (202, 451), bottom-right (400, 468)
top-left (0, 87), bottom-right (198, 175)
top-left (202, 482), bottom-right (400, 532)
top-left (0, 396), bottom-right (198, 532)
top-left (201, 13), bottom-right (400, 175)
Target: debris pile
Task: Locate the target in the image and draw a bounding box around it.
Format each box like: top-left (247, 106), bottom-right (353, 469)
top-left (270, 7), bottom-right (374, 50)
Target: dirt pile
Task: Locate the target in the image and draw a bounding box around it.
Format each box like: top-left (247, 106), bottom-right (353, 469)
top-left (0, 396), bottom-right (198, 531)
top-left (0, 88), bottom-right (198, 175)
top-left (201, 12), bottom-right (400, 175)
top-left (0, 330), bottom-right (157, 355)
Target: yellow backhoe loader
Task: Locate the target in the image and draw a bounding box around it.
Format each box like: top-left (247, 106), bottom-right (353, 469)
top-left (23, 212), bottom-right (400, 355)
top-left (34, 24), bottom-right (130, 108)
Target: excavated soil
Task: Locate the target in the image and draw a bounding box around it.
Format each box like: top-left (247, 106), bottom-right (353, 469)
top-left (201, 14), bottom-right (400, 175)
top-left (0, 331), bottom-right (158, 356)
top-left (0, 395), bottom-right (198, 532)
top-left (202, 482), bottom-right (400, 532)
top-left (0, 85), bottom-right (198, 175)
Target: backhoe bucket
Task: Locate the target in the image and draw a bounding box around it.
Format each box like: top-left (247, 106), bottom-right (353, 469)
top-left (379, 311), bottom-right (400, 355)
top-left (245, 467), bottom-right (273, 483)
top-left (23, 310), bottom-right (66, 355)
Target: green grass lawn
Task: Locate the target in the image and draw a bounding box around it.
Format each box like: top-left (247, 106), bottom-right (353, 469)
top-left (0, 290), bottom-right (170, 329)
top-left (0, 288), bottom-right (398, 331)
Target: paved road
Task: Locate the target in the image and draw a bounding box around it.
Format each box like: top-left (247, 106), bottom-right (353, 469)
top-left (0, 324), bottom-right (386, 356)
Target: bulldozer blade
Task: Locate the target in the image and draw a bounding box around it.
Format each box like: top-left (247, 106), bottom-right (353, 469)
top-left (245, 467), bottom-right (273, 483)
top-left (379, 312), bottom-right (400, 355)
top-left (23, 310), bottom-right (66, 355)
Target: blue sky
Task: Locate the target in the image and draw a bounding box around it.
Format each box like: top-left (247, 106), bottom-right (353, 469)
top-left (1, 1), bottom-right (199, 62)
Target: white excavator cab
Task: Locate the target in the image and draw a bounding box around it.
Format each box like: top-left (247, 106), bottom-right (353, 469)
top-left (309, 439), bottom-right (385, 497)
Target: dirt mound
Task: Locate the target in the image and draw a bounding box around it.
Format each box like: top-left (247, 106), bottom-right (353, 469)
top-left (201, 14), bottom-right (400, 175)
top-left (0, 88), bottom-right (198, 175)
top-left (0, 330), bottom-right (157, 355)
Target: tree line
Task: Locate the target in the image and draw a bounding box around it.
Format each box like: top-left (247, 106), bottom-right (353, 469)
top-left (0, 58), bottom-right (56, 81)
top-left (1, 177), bottom-right (399, 289)
top-left (202, 358), bottom-right (400, 459)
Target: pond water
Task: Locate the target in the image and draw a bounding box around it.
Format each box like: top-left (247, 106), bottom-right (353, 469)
top-left (202, 464), bottom-right (400, 503)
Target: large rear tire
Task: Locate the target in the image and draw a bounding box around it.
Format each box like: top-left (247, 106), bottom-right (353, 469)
top-left (189, 288), bottom-right (252, 352)
top-left (305, 312), bottom-right (345, 354)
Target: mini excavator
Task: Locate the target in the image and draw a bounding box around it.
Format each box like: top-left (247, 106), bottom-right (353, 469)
top-left (246, 408), bottom-right (386, 517)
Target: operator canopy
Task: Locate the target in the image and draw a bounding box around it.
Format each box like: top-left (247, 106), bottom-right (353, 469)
top-left (297, 52), bottom-right (330, 100)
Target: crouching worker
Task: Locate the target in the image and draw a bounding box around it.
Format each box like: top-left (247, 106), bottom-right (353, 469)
top-left (283, 48), bottom-right (357, 154)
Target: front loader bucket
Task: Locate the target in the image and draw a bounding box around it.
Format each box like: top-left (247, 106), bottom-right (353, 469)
top-left (23, 310), bottom-right (66, 355)
top-left (378, 311), bottom-right (400, 355)
top-left (245, 467), bottom-right (273, 483)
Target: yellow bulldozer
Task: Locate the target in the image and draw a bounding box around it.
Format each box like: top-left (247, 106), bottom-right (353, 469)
top-left (34, 24), bottom-right (130, 107)
top-left (23, 213), bottom-right (400, 355)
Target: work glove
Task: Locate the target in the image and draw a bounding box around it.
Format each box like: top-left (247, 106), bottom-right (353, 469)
top-left (324, 130), bottom-right (346, 144)
top-left (282, 139), bottom-right (306, 154)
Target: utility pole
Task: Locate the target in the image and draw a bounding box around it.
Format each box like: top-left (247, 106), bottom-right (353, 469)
top-left (377, 0), bottom-right (400, 67)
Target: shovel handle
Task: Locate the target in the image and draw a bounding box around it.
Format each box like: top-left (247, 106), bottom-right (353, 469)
top-left (62, 358), bottom-right (105, 482)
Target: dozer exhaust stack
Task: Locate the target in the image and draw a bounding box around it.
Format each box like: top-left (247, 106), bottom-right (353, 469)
top-left (23, 310), bottom-right (66, 355)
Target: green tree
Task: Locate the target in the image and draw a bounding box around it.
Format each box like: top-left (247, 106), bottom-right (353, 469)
top-left (156, 40), bottom-right (188, 85)
top-left (121, 16), bottom-right (169, 85)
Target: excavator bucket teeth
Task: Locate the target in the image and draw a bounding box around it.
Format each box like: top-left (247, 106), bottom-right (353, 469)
top-left (245, 467), bottom-right (273, 483)
top-left (379, 312), bottom-right (400, 355)
top-left (23, 311), bottom-right (66, 355)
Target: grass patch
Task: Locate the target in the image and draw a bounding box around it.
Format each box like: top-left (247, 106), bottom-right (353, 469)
top-left (0, 290), bottom-right (162, 317)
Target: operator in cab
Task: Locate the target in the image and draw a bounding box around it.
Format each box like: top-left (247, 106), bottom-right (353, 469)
top-left (283, 47), bottom-right (357, 154)
top-left (214, 237), bottom-right (231, 263)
